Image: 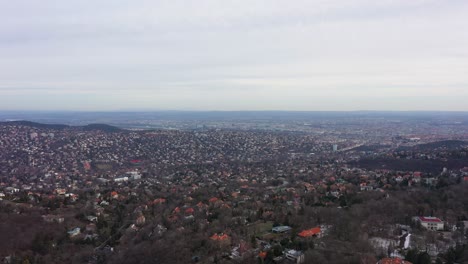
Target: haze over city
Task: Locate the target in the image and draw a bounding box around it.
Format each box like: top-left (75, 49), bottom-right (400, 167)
top-left (1, 0), bottom-right (468, 111)
top-left (2, 2), bottom-right (468, 263)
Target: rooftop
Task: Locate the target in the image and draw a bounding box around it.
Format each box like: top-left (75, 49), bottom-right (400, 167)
top-left (298, 227), bottom-right (321, 237)
top-left (419, 216), bottom-right (442, 223)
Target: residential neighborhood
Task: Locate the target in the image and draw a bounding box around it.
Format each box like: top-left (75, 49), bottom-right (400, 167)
top-left (0, 116), bottom-right (467, 263)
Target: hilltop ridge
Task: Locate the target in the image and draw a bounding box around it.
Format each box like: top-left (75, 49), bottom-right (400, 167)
top-left (0, 120), bottom-right (123, 133)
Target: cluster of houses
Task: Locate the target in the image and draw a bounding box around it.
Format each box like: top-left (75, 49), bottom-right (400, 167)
top-left (0, 122), bottom-right (467, 263)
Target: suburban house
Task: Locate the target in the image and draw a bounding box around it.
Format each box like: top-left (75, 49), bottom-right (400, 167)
top-left (210, 233), bottom-right (231, 244)
top-left (413, 216), bottom-right (444, 231)
top-left (284, 249), bottom-right (305, 264)
top-left (298, 227), bottom-right (321, 238)
top-left (86, 215), bottom-right (98, 222)
top-left (42, 214), bottom-right (65, 224)
top-left (67, 227), bottom-right (81, 237)
top-left (272, 225), bottom-right (292, 233)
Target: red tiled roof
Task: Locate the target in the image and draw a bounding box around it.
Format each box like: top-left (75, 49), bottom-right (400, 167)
top-left (210, 233), bottom-right (229, 241)
top-left (419, 216), bottom-right (442, 223)
top-left (298, 227), bottom-right (321, 237)
top-left (197, 201), bottom-right (207, 208)
top-left (153, 198), bottom-right (166, 204)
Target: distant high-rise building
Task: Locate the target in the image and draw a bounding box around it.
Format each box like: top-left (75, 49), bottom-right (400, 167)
top-left (332, 144), bottom-right (338, 152)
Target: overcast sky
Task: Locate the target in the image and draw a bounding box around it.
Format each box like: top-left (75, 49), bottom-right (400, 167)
top-left (1, 0), bottom-right (467, 111)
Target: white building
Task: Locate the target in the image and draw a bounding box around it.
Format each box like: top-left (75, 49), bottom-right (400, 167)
top-left (114, 176), bottom-right (129, 182)
top-left (413, 216), bottom-right (444, 231)
top-left (127, 171), bottom-right (142, 180)
top-left (67, 227), bottom-right (81, 237)
top-left (272, 226), bottom-right (292, 233)
top-left (284, 249), bottom-right (305, 264)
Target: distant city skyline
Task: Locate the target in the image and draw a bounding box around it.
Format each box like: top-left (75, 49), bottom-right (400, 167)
top-left (1, 0), bottom-right (468, 111)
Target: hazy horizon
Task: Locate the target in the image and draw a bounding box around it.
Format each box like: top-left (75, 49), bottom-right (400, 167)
top-left (1, 109), bottom-right (468, 113)
top-left (1, 0), bottom-right (468, 111)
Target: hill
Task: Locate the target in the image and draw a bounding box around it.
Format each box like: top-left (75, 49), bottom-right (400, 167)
top-left (0, 120), bottom-right (123, 132)
top-left (82, 123), bottom-right (123, 132)
top-left (0, 120), bottom-right (69, 130)
top-left (397, 140), bottom-right (468, 152)
top-left (349, 157), bottom-right (468, 174)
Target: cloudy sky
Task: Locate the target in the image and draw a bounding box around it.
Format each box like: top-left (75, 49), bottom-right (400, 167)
top-left (1, 0), bottom-right (467, 111)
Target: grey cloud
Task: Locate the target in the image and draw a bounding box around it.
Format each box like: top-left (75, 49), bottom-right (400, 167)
top-left (0, 0), bottom-right (467, 110)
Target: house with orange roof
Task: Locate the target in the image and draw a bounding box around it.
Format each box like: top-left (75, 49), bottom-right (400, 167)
top-left (110, 191), bottom-right (118, 199)
top-left (298, 227), bottom-right (321, 238)
top-left (210, 233), bottom-right (230, 244)
top-left (153, 198), bottom-right (166, 205)
top-left (197, 201), bottom-right (208, 210)
top-left (258, 251), bottom-right (267, 259)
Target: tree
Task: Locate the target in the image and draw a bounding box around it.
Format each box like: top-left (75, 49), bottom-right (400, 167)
top-left (417, 252), bottom-right (431, 264)
top-left (405, 248), bottom-right (418, 263)
top-left (251, 235), bottom-right (257, 248)
top-left (31, 232), bottom-right (54, 255)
